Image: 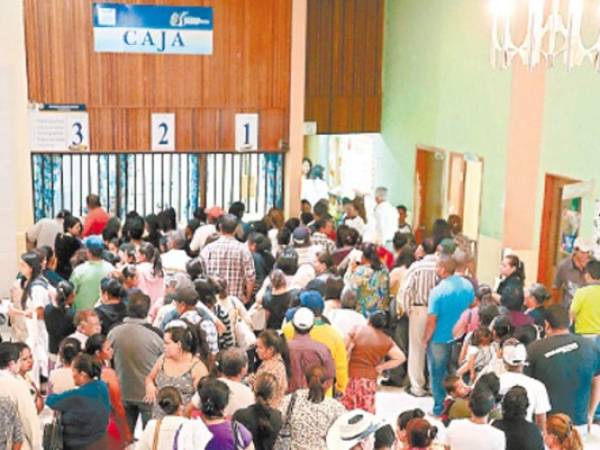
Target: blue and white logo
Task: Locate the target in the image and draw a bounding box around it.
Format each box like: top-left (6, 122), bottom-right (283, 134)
top-left (93, 3), bottom-right (213, 55)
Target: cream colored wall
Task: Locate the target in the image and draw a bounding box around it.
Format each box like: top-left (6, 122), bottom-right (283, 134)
top-left (284, 0), bottom-right (307, 218)
top-left (0, 1), bottom-right (31, 296)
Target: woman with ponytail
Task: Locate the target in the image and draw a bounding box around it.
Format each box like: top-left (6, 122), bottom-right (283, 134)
top-left (145, 325), bottom-right (208, 419)
top-left (95, 278), bottom-right (127, 335)
top-left (46, 353), bottom-right (111, 449)
top-left (44, 280), bottom-right (76, 361)
top-left (12, 251), bottom-right (53, 384)
top-left (234, 372), bottom-right (282, 450)
top-left (137, 242), bottom-right (166, 305)
top-left (275, 365), bottom-right (346, 450)
top-left (544, 414), bottom-right (583, 450)
top-left (248, 330), bottom-right (290, 408)
top-left (138, 386), bottom-right (212, 450)
top-left (85, 334), bottom-right (132, 449)
top-left (495, 254), bottom-right (526, 304)
top-left (199, 378), bottom-right (254, 450)
top-left (405, 418), bottom-right (438, 450)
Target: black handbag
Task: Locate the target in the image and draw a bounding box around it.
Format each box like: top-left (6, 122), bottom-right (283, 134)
top-left (42, 411), bottom-right (63, 450)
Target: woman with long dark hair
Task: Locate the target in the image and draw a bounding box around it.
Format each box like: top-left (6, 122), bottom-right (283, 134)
top-left (13, 252), bottom-right (52, 384)
top-left (234, 372), bottom-right (282, 450)
top-left (136, 242), bottom-right (165, 306)
top-left (55, 214), bottom-right (83, 279)
top-left (44, 280), bottom-right (76, 362)
top-left (85, 334), bottom-right (131, 449)
top-left (344, 243), bottom-right (390, 316)
top-left (46, 354), bottom-right (110, 450)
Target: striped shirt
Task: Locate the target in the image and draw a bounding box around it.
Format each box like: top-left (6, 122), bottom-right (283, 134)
top-left (400, 254), bottom-right (438, 310)
top-left (311, 232), bottom-right (336, 254)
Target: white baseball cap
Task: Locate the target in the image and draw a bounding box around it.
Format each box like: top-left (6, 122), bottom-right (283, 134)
top-left (292, 307), bottom-right (315, 331)
top-left (502, 341), bottom-right (528, 366)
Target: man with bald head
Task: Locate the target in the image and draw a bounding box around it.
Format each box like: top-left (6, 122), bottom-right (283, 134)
top-left (423, 254), bottom-right (474, 417)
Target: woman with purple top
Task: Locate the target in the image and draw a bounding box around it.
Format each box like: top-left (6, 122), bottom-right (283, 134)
top-left (199, 377), bottom-right (255, 450)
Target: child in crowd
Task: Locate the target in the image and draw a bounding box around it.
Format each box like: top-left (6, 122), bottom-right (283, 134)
top-left (457, 326), bottom-right (495, 383)
top-left (440, 375), bottom-right (471, 426)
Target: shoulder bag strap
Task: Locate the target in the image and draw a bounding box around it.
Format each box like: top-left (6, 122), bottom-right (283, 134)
top-left (283, 392), bottom-right (298, 426)
top-left (152, 418), bottom-right (163, 450)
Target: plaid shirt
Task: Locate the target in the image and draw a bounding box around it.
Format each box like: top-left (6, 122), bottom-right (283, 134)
top-left (311, 232), bottom-right (336, 254)
top-left (200, 235), bottom-right (256, 299)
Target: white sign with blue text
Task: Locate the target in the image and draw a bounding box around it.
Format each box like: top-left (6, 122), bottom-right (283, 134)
top-left (93, 3), bottom-right (213, 55)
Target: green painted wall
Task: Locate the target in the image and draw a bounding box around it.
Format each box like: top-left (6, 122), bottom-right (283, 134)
top-left (381, 0), bottom-right (513, 240)
top-left (537, 66), bottom-right (600, 241)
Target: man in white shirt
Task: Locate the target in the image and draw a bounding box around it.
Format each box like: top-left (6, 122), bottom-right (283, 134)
top-left (373, 187), bottom-right (398, 249)
top-left (0, 342), bottom-right (41, 450)
top-left (499, 339), bottom-right (551, 431)
top-left (326, 288), bottom-right (367, 339)
top-left (445, 385), bottom-right (506, 450)
top-left (193, 348), bottom-right (254, 417)
top-left (162, 231), bottom-right (192, 275)
top-left (189, 206), bottom-right (223, 254)
top-left (68, 309), bottom-right (102, 346)
top-left (25, 210), bottom-right (69, 250)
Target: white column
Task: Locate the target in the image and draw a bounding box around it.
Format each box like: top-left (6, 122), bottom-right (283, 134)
top-left (0, 0), bottom-right (31, 296)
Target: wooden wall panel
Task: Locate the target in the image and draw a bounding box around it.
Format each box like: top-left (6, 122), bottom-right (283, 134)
top-left (24, 0), bottom-right (292, 151)
top-left (305, 0), bottom-right (383, 134)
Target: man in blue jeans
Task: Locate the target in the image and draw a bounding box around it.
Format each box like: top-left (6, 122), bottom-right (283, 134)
top-left (423, 254), bottom-right (474, 416)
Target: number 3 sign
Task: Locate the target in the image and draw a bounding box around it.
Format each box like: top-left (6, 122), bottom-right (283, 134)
top-left (235, 113), bottom-right (259, 151)
top-left (152, 113), bottom-right (175, 151)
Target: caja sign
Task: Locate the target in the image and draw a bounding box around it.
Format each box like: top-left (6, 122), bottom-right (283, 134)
top-left (93, 3), bottom-right (214, 55)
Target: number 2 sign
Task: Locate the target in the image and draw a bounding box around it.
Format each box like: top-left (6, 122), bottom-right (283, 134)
top-left (152, 113), bottom-right (175, 151)
top-left (235, 113), bottom-right (259, 151)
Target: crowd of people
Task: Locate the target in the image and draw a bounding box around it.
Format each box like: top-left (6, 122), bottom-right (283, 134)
top-left (1, 189), bottom-right (599, 450)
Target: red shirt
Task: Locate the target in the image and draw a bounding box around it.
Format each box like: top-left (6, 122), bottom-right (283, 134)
top-left (83, 208), bottom-right (109, 237)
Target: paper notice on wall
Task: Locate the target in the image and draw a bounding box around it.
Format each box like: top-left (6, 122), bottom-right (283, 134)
top-left (29, 105), bottom-right (89, 151)
top-left (593, 200), bottom-right (600, 260)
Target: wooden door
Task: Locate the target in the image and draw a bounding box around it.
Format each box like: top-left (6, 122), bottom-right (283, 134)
top-left (413, 148), bottom-right (444, 243)
top-left (537, 174), bottom-right (579, 288)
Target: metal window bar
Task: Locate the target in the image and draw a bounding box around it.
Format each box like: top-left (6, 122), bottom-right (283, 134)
top-left (30, 152), bottom-right (284, 223)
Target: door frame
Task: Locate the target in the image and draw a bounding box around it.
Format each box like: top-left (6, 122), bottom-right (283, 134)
top-left (537, 173), bottom-right (580, 288)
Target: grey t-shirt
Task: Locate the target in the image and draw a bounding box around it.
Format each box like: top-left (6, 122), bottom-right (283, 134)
top-left (108, 318), bottom-right (163, 402)
top-left (553, 257), bottom-right (587, 308)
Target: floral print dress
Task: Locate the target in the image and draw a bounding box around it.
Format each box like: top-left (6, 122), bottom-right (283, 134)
top-left (344, 265), bottom-right (390, 316)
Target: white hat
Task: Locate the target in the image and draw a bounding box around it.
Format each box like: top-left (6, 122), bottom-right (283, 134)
top-left (502, 342), bottom-right (528, 366)
top-left (326, 410), bottom-right (383, 450)
top-left (574, 237), bottom-right (593, 253)
top-left (292, 307), bottom-right (315, 331)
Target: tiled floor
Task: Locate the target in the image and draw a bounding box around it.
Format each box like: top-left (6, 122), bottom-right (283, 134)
top-left (375, 384), bottom-right (600, 449)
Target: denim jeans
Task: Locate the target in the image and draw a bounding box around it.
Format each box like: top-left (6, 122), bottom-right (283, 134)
top-left (428, 342), bottom-right (453, 416)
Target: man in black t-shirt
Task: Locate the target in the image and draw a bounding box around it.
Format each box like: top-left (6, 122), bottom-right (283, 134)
top-left (525, 305), bottom-right (600, 427)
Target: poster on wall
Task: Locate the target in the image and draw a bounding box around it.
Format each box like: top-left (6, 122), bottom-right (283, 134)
top-left (29, 103), bottom-right (89, 151)
top-left (93, 3), bottom-right (214, 55)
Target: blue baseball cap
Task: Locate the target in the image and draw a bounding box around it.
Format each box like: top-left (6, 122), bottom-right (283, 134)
top-left (84, 236), bottom-right (105, 251)
top-left (300, 290), bottom-right (325, 314)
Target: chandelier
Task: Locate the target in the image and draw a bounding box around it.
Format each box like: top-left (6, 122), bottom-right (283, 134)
top-left (491, 0), bottom-right (600, 70)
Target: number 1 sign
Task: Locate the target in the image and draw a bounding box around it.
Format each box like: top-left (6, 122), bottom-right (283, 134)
top-left (152, 113), bottom-right (175, 151)
top-left (235, 113), bottom-right (259, 151)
